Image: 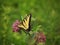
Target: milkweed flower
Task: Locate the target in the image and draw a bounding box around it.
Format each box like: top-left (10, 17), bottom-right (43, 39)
top-left (34, 32), bottom-right (46, 43)
top-left (12, 20), bottom-right (20, 32)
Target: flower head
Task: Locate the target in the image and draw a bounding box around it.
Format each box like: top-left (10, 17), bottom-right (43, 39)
top-left (35, 32), bottom-right (46, 43)
top-left (12, 20), bottom-right (20, 32)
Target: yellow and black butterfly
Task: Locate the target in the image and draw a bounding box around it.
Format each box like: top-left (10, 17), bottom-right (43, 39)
top-left (18, 14), bottom-right (31, 32)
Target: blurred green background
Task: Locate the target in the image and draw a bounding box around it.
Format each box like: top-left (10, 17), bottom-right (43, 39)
top-left (0, 0), bottom-right (60, 45)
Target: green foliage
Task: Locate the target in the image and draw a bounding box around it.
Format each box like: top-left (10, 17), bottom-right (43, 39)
top-left (0, 0), bottom-right (60, 45)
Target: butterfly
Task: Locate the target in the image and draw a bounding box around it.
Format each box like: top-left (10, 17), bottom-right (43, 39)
top-left (18, 14), bottom-right (31, 32)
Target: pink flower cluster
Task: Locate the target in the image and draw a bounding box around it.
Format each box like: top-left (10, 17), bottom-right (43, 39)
top-left (35, 32), bottom-right (46, 43)
top-left (12, 20), bottom-right (20, 32)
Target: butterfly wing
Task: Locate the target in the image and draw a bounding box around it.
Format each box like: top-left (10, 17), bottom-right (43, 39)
top-left (18, 14), bottom-right (31, 31)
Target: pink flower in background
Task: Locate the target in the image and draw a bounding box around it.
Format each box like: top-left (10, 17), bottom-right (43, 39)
top-left (12, 20), bottom-right (20, 32)
top-left (35, 32), bottom-right (46, 43)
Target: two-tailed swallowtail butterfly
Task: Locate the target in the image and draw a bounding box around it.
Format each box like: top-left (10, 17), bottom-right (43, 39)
top-left (18, 14), bottom-right (31, 32)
